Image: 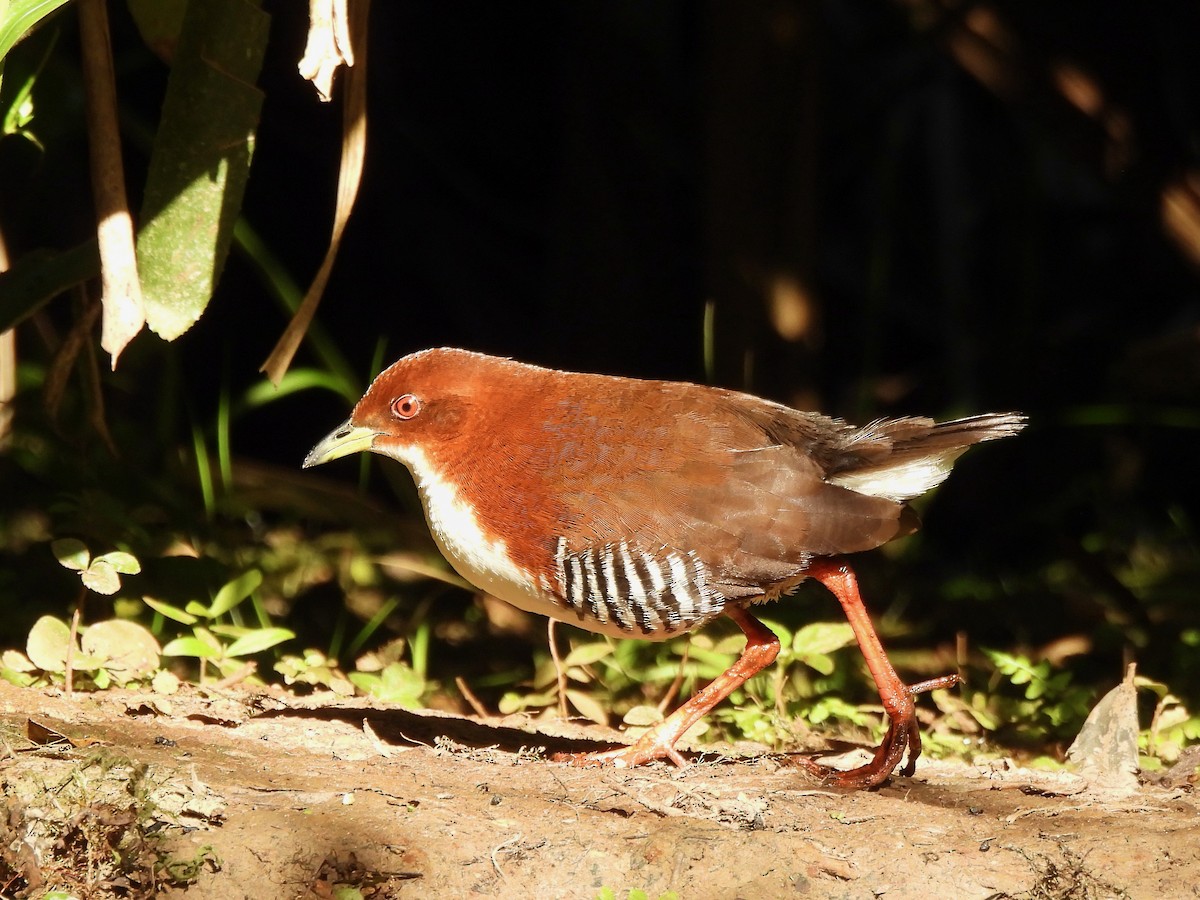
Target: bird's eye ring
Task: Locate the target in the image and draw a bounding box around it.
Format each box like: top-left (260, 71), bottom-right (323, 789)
top-left (391, 394), bottom-right (421, 420)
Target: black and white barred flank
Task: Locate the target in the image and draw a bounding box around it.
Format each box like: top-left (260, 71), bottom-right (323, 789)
top-left (552, 537), bottom-right (727, 636)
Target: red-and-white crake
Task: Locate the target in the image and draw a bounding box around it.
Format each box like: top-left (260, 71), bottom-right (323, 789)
top-left (305, 348), bottom-right (1025, 788)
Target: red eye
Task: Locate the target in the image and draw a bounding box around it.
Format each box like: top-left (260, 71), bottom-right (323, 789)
top-left (391, 394), bottom-right (421, 420)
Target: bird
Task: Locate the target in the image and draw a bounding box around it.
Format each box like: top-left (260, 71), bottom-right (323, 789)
top-left (304, 347), bottom-right (1025, 788)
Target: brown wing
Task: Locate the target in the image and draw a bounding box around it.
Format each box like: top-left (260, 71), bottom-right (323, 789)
top-left (550, 388), bottom-right (912, 600)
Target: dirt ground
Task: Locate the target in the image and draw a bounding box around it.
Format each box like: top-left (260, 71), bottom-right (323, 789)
top-left (1, 680), bottom-right (1197, 900)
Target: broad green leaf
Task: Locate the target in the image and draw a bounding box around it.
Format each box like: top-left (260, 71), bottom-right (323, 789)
top-left (1, 649), bottom-right (35, 672)
top-left (26, 615), bottom-right (72, 671)
top-left (621, 704), bottom-right (664, 727)
top-left (143, 596), bottom-right (198, 625)
top-left (0, 0), bottom-right (70, 63)
top-left (96, 550), bottom-right (141, 575)
top-left (50, 537), bottom-right (89, 571)
top-left (81, 620), bottom-right (160, 677)
top-left (209, 569), bottom-right (262, 618)
top-left (497, 690), bottom-right (558, 715)
top-left (351, 663), bottom-right (425, 708)
top-left (209, 624), bottom-right (255, 639)
top-left (562, 641), bottom-right (613, 668)
top-left (792, 622), bottom-right (855, 656)
top-left (137, 0), bottom-right (269, 340)
top-left (224, 627), bottom-right (294, 658)
top-left (82, 558), bottom-right (120, 595)
top-left (566, 689), bottom-right (608, 726)
top-left (800, 651), bottom-right (836, 676)
top-left (162, 636), bottom-right (220, 659)
top-left (152, 669), bottom-right (181, 695)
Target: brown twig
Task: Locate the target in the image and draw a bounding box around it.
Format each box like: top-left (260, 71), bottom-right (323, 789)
top-left (455, 675), bottom-right (490, 719)
top-left (547, 619), bottom-right (569, 717)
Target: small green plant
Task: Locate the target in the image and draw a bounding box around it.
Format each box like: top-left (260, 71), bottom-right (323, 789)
top-left (0, 540), bottom-right (160, 689)
top-left (980, 648), bottom-right (1095, 743)
top-left (1137, 675), bottom-right (1200, 768)
top-left (595, 888), bottom-right (679, 900)
top-left (1, 613), bottom-right (161, 689)
top-left (52, 537), bottom-right (142, 595)
top-left (347, 637), bottom-right (427, 707)
top-left (275, 648), bottom-right (356, 696)
top-left (495, 618), bottom-right (875, 752)
top-left (146, 568), bottom-right (295, 682)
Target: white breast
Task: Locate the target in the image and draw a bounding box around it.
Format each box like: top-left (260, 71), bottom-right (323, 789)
top-left (387, 444), bottom-right (580, 625)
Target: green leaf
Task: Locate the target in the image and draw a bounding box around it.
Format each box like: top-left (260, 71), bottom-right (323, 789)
top-left (793, 622), bottom-right (855, 656)
top-left (137, 0), bottom-right (269, 340)
top-left (81, 620), bottom-right (161, 677)
top-left (351, 663), bottom-right (426, 707)
top-left (2, 21), bottom-right (55, 146)
top-left (562, 641), bottom-right (614, 668)
top-left (51, 537), bottom-right (89, 571)
top-left (143, 596), bottom-right (198, 625)
top-left (162, 636), bottom-right (220, 659)
top-left (26, 615), bottom-right (73, 671)
top-left (82, 559), bottom-right (121, 595)
top-left (566, 689), bottom-right (608, 726)
top-left (0, 0), bottom-right (70, 63)
top-left (1, 649), bottom-right (35, 672)
top-left (96, 550), bottom-right (141, 575)
top-left (621, 705), bottom-right (663, 727)
top-left (224, 627), bottom-right (294, 658)
top-left (209, 569), bottom-right (262, 618)
top-left (800, 651), bottom-right (835, 676)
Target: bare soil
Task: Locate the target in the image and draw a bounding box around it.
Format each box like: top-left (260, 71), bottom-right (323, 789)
top-left (1, 680), bottom-right (1197, 899)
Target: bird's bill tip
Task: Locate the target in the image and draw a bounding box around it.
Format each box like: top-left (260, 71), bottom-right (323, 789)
top-left (303, 420), bottom-right (379, 468)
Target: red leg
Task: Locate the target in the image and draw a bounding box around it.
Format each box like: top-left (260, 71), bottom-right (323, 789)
top-left (800, 558), bottom-right (957, 788)
top-left (554, 605), bottom-right (780, 768)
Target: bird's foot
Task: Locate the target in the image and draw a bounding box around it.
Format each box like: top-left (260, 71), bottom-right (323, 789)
top-left (798, 672), bottom-right (957, 789)
top-left (553, 725), bottom-right (690, 769)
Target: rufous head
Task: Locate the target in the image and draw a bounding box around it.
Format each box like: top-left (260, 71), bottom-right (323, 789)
top-left (303, 348), bottom-right (538, 470)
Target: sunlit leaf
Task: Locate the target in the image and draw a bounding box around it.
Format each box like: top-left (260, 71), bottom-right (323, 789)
top-left (50, 537), bottom-right (89, 571)
top-left (81, 559), bottom-right (120, 595)
top-left (562, 641), bottom-right (613, 668)
top-left (1, 649), bottom-right (36, 672)
top-left (565, 689), bottom-right (608, 726)
top-left (137, 0), bottom-right (269, 341)
top-left (96, 550), bottom-right (141, 575)
top-left (209, 569), bottom-right (262, 618)
top-left (793, 622), bottom-right (855, 657)
top-left (26, 615), bottom-right (73, 671)
top-left (81, 619), bottom-right (160, 677)
top-left (225, 627), bottom-right (294, 658)
top-left (152, 669), bottom-right (181, 695)
top-left (621, 705), bottom-right (663, 727)
top-left (162, 636), bottom-right (220, 659)
top-left (143, 596), bottom-right (198, 625)
top-left (0, 0), bottom-right (70, 63)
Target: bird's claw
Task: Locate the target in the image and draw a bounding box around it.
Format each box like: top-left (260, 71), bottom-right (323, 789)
top-left (798, 672), bottom-right (957, 789)
top-left (552, 732), bottom-right (690, 769)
